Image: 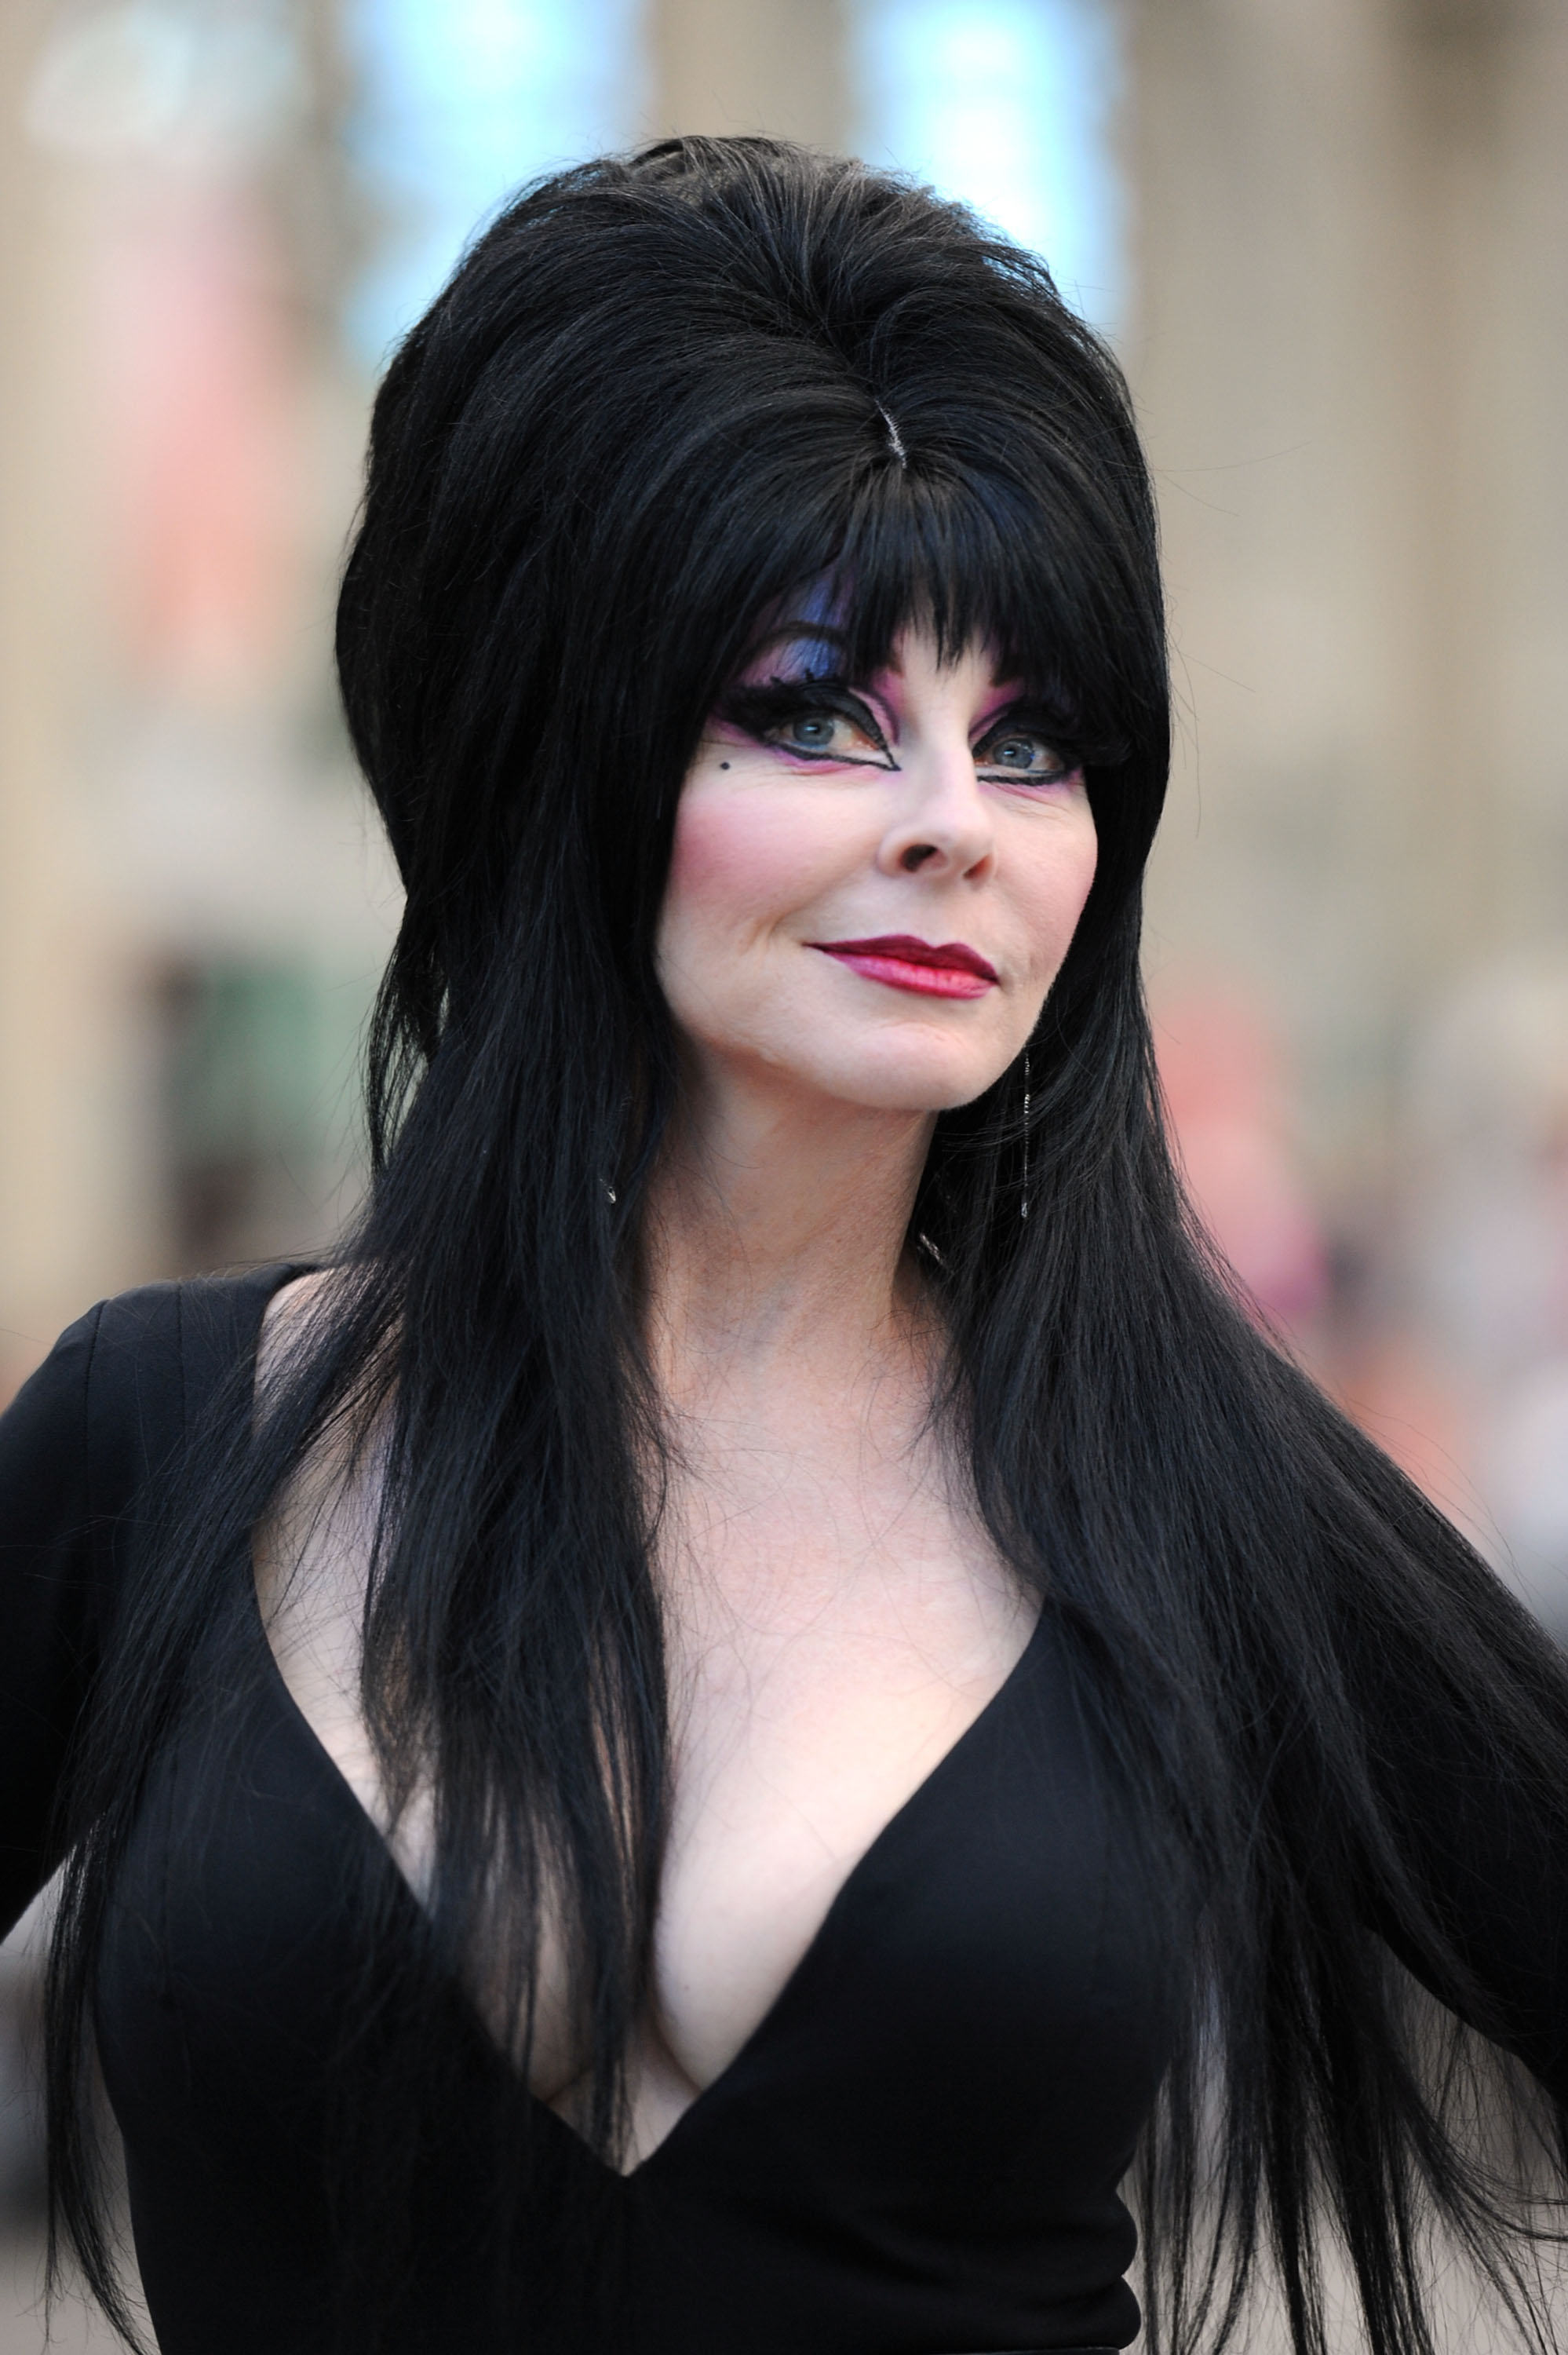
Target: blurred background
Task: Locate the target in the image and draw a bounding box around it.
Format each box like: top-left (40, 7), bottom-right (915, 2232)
top-left (0, 0), bottom-right (1564, 2342)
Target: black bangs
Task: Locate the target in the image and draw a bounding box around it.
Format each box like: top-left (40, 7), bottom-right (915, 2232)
top-left (709, 474), bottom-right (1103, 744)
top-left (823, 466), bottom-right (1140, 764)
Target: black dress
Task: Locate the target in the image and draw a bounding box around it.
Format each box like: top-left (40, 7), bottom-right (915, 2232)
top-left (2, 1269), bottom-right (1565, 2354)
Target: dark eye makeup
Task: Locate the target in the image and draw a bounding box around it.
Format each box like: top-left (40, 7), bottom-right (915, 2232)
top-left (714, 677), bottom-right (1089, 783)
top-left (717, 677), bottom-right (893, 765)
top-left (972, 706), bottom-right (1082, 783)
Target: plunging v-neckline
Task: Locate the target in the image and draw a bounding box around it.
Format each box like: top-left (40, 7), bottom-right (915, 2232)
top-left (242, 1572), bottom-right (1048, 2179)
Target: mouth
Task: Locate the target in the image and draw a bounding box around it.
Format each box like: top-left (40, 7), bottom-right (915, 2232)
top-left (808, 935), bottom-right (1000, 1001)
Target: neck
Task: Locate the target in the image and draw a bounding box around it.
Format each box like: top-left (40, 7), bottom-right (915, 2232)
top-left (645, 1066), bottom-right (937, 1401)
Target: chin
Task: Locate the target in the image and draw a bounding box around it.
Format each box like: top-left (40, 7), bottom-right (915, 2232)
top-left (811, 1046), bottom-right (1012, 1116)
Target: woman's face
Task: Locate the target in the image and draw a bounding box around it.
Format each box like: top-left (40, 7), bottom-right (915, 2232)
top-left (656, 623), bottom-right (1098, 1118)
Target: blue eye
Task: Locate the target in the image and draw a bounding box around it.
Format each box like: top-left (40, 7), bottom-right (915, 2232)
top-left (761, 703), bottom-right (888, 762)
top-left (977, 726), bottom-right (1074, 780)
top-left (787, 715), bottom-right (838, 750)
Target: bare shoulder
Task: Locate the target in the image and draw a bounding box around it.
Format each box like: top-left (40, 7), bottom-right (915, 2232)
top-left (253, 1269), bottom-right (377, 1623)
top-left (257, 1268), bottom-right (341, 1395)
top-left (251, 1272), bottom-right (395, 1836)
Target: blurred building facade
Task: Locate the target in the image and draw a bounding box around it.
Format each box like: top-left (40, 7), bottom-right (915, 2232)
top-left (1132, 0), bottom-right (1568, 1608)
top-left (0, 0), bottom-right (396, 1396)
top-left (0, 0), bottom-right (1565, 1554)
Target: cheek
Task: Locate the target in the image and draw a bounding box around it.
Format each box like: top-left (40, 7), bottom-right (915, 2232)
top-left (662, 782), bottom-right (842, 945)
top-left (1012, 812), bottom-right (1099, 984)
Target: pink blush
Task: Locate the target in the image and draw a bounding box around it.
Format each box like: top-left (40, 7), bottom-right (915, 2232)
top-left (665, 776), bottom-right (828, 915)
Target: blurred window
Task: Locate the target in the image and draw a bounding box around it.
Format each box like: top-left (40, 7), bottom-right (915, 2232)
top-left (851, 0), bottom-right (1127, 337)
top-left (345, 0), bottom-right (648, 368)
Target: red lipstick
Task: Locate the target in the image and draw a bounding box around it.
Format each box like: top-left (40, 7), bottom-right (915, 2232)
top-left (809, 935), bottom-right (999, 1000)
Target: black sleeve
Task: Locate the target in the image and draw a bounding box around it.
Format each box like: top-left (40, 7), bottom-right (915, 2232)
top-left (1, 1303), bottom-right (108, 1938)
top-left (0, 1286), bottom-right (193, 1941)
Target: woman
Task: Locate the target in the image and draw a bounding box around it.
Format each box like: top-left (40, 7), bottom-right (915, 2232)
top-left (4, 137), bottom-right (1567, 2355)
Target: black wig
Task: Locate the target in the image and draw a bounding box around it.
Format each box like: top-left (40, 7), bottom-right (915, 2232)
top-left (46, 137), bottom-right (1568, 2354)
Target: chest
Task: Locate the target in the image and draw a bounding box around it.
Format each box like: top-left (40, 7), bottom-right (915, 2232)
top-left (632, 1436), bottom-right (1030, 2130)
top-left (253, 1411), bottom-right (1030, 2155)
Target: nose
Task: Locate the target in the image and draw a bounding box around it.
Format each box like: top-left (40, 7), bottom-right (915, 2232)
top-left (877, 737), bottom-right (996, 883)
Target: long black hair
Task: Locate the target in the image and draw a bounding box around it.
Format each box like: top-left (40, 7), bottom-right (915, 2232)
top-left (46, 136), bottom-right (1568, 2353)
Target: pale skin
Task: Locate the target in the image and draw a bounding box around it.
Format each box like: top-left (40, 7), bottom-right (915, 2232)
top-left (253, 624), bottom-right (1099, 2167)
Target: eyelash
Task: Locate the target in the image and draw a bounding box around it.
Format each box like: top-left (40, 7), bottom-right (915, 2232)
top-left (717, 679), bottom-right (1083, 783)
top-left (720, 681), bottom-right (890, 761)
top-left (972, 722), bottom-right (1070, 776)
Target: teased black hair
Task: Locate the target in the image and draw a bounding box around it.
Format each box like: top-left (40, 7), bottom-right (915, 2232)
top-left (46, 136), bottom-right (1568, 2353)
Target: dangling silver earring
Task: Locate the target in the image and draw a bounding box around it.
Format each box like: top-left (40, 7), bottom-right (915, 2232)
top-left (1020, 1053), bottom-right (1032, 1222)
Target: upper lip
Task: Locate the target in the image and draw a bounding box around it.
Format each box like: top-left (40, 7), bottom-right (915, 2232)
top-left (811, 935), bottom-right (999, 983)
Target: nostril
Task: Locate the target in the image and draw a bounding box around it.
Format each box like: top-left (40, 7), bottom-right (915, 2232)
top-left (901, 843), bottom-right (937, 872)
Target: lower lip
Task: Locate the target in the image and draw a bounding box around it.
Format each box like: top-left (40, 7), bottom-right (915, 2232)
top-left (815, 948), bottom-right (994, 999)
